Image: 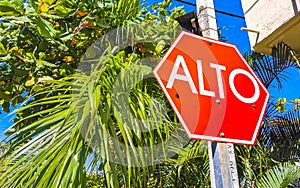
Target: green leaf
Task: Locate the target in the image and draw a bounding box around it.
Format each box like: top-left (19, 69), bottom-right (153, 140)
top-left (1, 16), bottom-right (32, 24)
top-left (25, 76), bottom-right (35, 87)
top-left (40, 13), bottom-right (63, 19)
top-left (37, 60), bottom-right (57, 68)
top-left (0, 91), bottom-right (10, 101)
top-left (36, 16), bottom-right (57, 38)
top-left (256, 162), bottom-right (300, 188)
top-left (0, 1), bottom-right (22, 16)
top-left (276, 98), bottom-right (287, 112)
top-left (54, 5), bottom-right (74, 16)
top-left (0, 42), bottom-right (7, 55)
top-left (96, 18), bottom-right (110, 28)
top-left (11, 0), bottom-right (24, 12)
top-left (291, 98), bottom-right (300, 104)
top-left (32, 85), bottom-right (43, 92)
top-left (139, 65), bottom-right (152, 75)
top-left (12, 96), bottom-right (19, 107)
top-left (43, 0), bottom-right (56, 5)
top-left (58, 44), bottom-right (69, 51)
top-left (85, 45), bottom-right (100, 59)
top-left (2, 101), bottom-right (10, 112)
top-left (155, 40), bottom-right (166, 54)
top-left (14, 67), bottom-right (28, 77)
top-left (0, 54), bottom-right (11, 61)
top-left (60, 32), bottom-right (74, 42)
top-left (8, 46), bottom-right (18, 53)
top-left (29, 0), bottom-right (38, 12)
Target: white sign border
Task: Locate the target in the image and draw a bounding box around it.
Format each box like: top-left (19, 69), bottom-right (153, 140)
top-left (153, 31), bottom-right (270, 145)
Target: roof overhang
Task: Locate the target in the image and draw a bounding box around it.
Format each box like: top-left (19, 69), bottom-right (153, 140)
top-left (253, 12), bottom-right (300, 58)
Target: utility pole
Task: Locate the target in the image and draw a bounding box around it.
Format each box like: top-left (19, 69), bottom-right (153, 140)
top-left (196, 0), bottom-right (240, 187)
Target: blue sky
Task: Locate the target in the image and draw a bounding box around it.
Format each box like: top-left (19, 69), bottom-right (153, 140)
top-left (0, 113), bottom-right (12, 140)
top-left (1, 0), bottom-right (299, 140)
top-left (167, 0), bottom-right (300, 104)
top-left (144, 0), bottom-right (251, 53)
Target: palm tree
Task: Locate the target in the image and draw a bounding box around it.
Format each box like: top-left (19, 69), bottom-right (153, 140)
top-left (0, 0), bottom-right (197, 187)
top-left (253, 42), bottom-right (300, 162)
top-left (1, 0), bottom-right (299, 187)
top-left (255, 162), bottom-right (300, 188)
top-left (0, 141), bottom-right (8, 156)
top-left (236, 42), bottom-right (300, 187)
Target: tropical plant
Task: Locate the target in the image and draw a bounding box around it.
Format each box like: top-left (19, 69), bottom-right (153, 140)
top-left (262, 110), bottom-right (300, 162)
top-left (1, 0), bottom-right (300, 187)
top-left (167, 141), bottom-right (210, 187)
top-left (0, 0), bottom-right (208, 187)
top-left (255, 162), bottom-right (300, 188)
top-left (236, 42), bottom-right (300, 187)
top-left (0, 141), bottom-right (8, 155)
top-left (236, 140), bottom-right (279, 187)
top-left (0, 0), bottom-right (182, 113)
top-left (254, 42), bottom-right (300, 164)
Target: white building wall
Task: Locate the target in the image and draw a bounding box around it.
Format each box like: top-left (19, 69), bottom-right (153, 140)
top-left (241, 0), bottom-right (300, 49)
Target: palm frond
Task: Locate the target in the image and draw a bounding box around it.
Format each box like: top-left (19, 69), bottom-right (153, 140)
top-left (0, 17), bottom-right (185, 187)
top-left (167, 141), bottom-right (210, 187)
top-left (246, 42), bottom-right (298, 90)
top-left (261, 110), bottom-right (300, 162)
top-left (235, 140), bottom-right (279, 187)
top-left (256, 162), bottom-right (300, 188)
top-left (264, 96), bottom-right (281, 119)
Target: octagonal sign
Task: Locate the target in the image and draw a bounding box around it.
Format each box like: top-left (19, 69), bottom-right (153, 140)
top-left (153, 31), bottom-right (270, 145)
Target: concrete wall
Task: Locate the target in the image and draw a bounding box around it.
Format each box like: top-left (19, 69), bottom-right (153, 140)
top-left (241, 0), bottom-right (300, 49)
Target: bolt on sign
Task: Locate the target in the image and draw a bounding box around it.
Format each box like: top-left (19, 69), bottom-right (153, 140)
top-left (153, 31), bottom-right (270, 145)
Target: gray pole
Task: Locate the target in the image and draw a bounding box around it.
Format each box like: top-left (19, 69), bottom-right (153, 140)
top-left (196, 0), bottom-right (240, 187)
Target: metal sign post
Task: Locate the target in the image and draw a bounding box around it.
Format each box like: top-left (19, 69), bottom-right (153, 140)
top-left (154, 1), bottom-right (268, 187)
top-left (196, 0), bottom-right (239, 187)
top-left (208, 142), bottom-right (239, 187)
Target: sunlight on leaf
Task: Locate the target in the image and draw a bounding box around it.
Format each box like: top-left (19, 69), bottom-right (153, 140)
top-left (25, 76), bottom-right (35, 87)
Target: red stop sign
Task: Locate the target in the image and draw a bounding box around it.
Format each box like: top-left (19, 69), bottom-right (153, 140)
top-left (153, 31), bottom-right (270, 145)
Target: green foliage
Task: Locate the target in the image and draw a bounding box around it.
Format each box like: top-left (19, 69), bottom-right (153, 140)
top-left (261, 111), bottom-right (300, 162)
top-left (274, 97), bottom-right (300, 112)
top-left (256, 162), bottom-right (300, 188)
top-left (0, 141), bottom-right (8, 155)
top-left (276, 98), bottom-right (287, 112)
top-left (167, 141), bottom-right (210, 187)
top-left (0, 0), bottom-right (198, 187)
top-left (1, 0), bottom-right (182, 113)
top-left (2, 0), bottom-right (299, 187)
top-left (242, 48), bottom-right (300, 187)
top-left (86, 173), bottom-right (105, 188)
top-left (236, 141), bottom-right (279, 187)
top-left (291, 98), bottom-right (300, 111)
